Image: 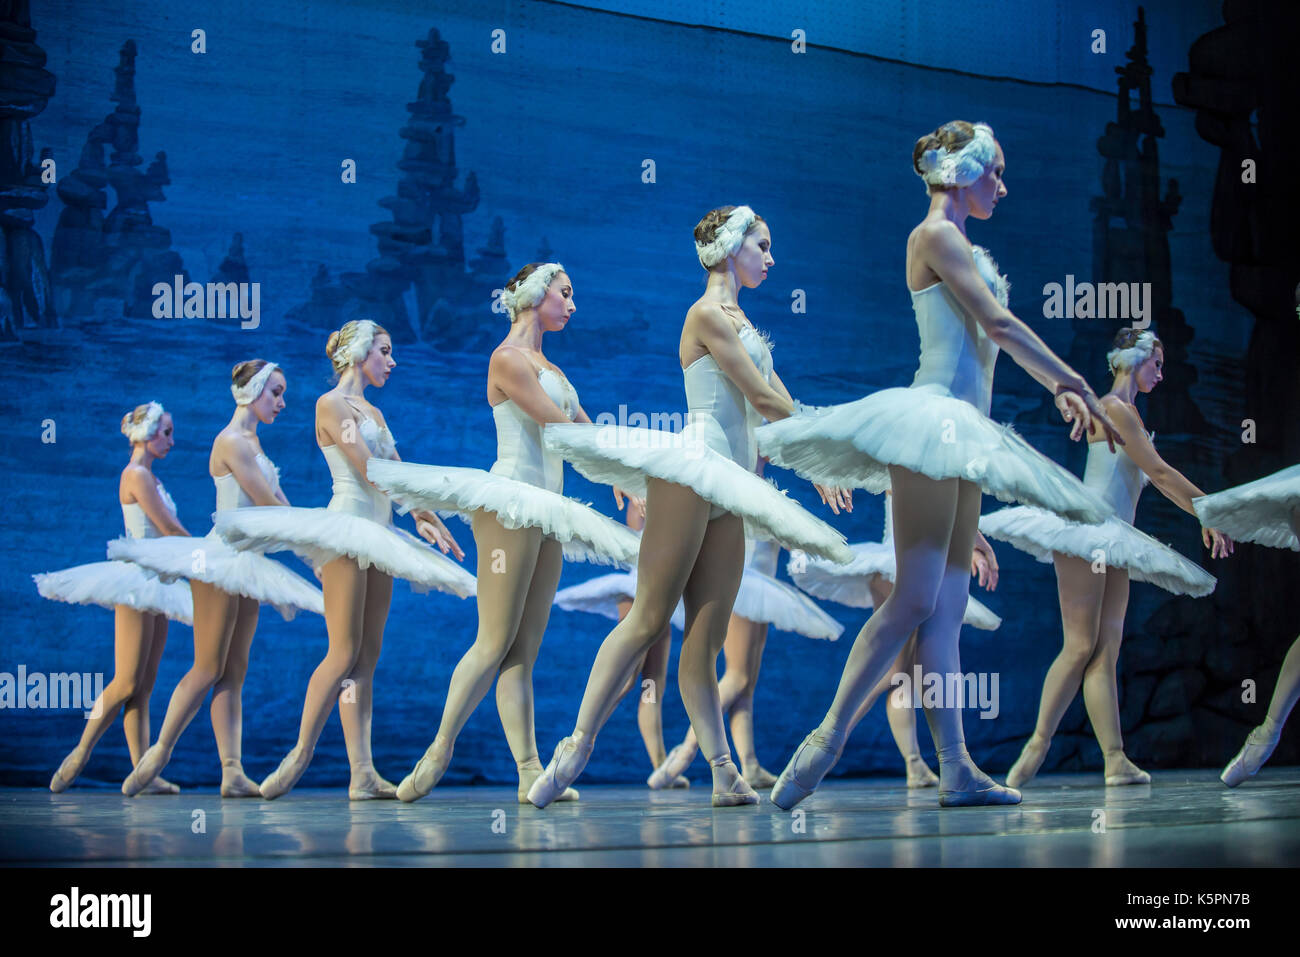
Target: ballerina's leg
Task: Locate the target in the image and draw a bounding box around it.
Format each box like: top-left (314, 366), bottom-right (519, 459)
top-left (396, 515), bottom-right (542, 801)
top-left (636, 630), bottom-right (674, 770)
top-left (1081, 568), bottom-right (1148, 784)
top-left (725, 618), bottom-right (778, 786)
top-left (339, 565), bottom-right (396, 799)
top-left (122, 582), bottom-right (239, 795)
top-left (51, 607), bottom-right (160, 792)
top-left (1006, 553), bottom-right (1105, 787)
top-left (496, 536), bottom-right (568, 800)
top-left (527, 478), bottom-right (710, 806)
top-left (678, 509), bottom-right (757, 804)
top-left (260, 556), bottom-right (367, 799)
top-left (210, 596), bottom-right (262, 796)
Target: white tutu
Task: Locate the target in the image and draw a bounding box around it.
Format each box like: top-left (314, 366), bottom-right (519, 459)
top-left (34, 561), bottom-right (194, 624)
top-left (1192, 464), bottom-right (1300, 551)
top-left (105, 534), bottom-right (324, 620)
top-left (732, 569), bottom-right (843, 639)
top-left (211, 507), bottom-right (475, 598)
top-left (542, 423), bottom-right (853, 564)
top-left (553, 572), bottom-right (687, 632)
top-left (366, 460), bottom-right (638, 567)
top-left (553, 567), bottom-right (841, 639)
top-left (978, 506), bottom-right (1215, 597)
top-left (756, 390), bottom-right (1110, 524)
top-left (788, 543), bottom-right (1001, 630)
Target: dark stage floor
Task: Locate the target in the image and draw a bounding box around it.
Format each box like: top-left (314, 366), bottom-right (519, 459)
top-left (3, 769), bottom-right (1296, 867)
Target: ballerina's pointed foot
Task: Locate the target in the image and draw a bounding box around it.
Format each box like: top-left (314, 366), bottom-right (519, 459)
top-left (259, 745), bottom-right (313, 800)
top-left (145, 776), bottom-right (181, 796)
top-left (1103, 752), bottom-right (1151, 787)
top-left (517, 763), bottom-right (578, 803)
top-left (50, 748), bottom-right (89, 793)
top-left (670, 775), bottom-right (690, 789)
top-left (711, 757), bottom-right (759, 807)
top-left (217, 760), bottom-right (260, 798)
top-left (348, 764), bottom-right (398, 801)
top-left (647, 741), bottom-right (698, 790)
top-left (939, 760), bottom-right (1021, 808)
top-left (905, 757), bottom-right (940, 789)
top-left (740, 764), bottom-right (779, 789)
top-left (770, 727), bottom-right (845, 811)
top-left (1221, 722), bottom-right (1281, 788)
top-left (396, 740), bottom-right (452, 803)
top-left (1006, 734), bottom-right (1050, 789)
top-left (121, 743), bottom-right (169, 797)
top-left (527, 735), bottom-right (593, 809)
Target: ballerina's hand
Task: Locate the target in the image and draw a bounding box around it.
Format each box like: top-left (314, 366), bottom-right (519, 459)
top-left (814, 483), bottom-right (852, 514)
top-left (612, 486), bottom-right (644, 514)
top-left (416, 515), bottom-right (465, 560)
top-left (1056, 390), bottom-right (1125, 451)
top-left (971, 545), bottom-right (999, 591)
top-left (1203, 526), bottom-right (1234, 559)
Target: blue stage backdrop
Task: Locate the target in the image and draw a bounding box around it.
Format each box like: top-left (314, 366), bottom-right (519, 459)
top-left (4, 0), bottom-right (1294, 790)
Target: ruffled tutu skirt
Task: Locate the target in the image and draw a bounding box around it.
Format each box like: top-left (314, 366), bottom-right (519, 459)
top-left (211, 508), bottom-right (475, 598)
top-left (106, 534), bottom-right (325, 620)
top-left (542, 422), bottom-right (853, 564)
top-left (1192, 464), bottom-right (1300, 551)
top-left (979, 506), bottom-right (1215, 597)
top-left (553, 567), bottom-right (842, 639)
top-left (554, 571), bottom-right (686, 632)
top-left (34, 561), bottom-right (194, 624)
top-left (788, 542), bottom-right (1001, 630)
top-left (756, 387), bottom-right (1109, 524)
top-left (366, 460), bottom-right (639, 567)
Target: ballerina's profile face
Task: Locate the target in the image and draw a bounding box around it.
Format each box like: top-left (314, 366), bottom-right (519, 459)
top-left (968, 142), bottom-right (1007, 220)
top-left (250, 370), bottom-right (287, 424)
top-left (536, 272), bottom-right (575, 332)
top-left (145, 413), bottom-right (175, 458)
top-left (1134, 347), bottom-right (1164, 393)
top-left (732, 222), bottom-right (774, 288)
top-left (359, 334), bottom-right (396, 388)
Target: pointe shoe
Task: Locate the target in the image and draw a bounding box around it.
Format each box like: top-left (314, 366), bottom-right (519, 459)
top-left (905, 757), bottom-right (940, 789)
top-left (49, 748), bottom-right (89, 793)
top-left (220, 761), bottom-right (261, 798)
top-left (145, 776), bottom-right (182, 795)
top-left (740, 764), bottom-right (779, 789)
top-left (669, 775), bottom-right (690, 789)
top-left (939, 759), bottom-right (1021, 807)
top-left (527, 736), bottom-right (594, 808)
top-left (711, 757), bottom-right (759, 807)
top-left (1103, 753), bottom-right (1151, 787)
top-left (396, 741), bottom-right (452, 803)
top-left (770, 728), bottom-right (845, 811)
top-left (517, 766), bottom-right (579, 803)
top-left (121, 743), bottom-right (169, 797)
top-left (259, 745), bottom-right (312, 800)
top-left (1221, 723), bottom-right (1282, 788)
top-left (1005, 734), bottom-right (1050, 789)
top-left (348, 765), bottom-right (397, 801)
top-left (647, 742), bottom-right (697, 790)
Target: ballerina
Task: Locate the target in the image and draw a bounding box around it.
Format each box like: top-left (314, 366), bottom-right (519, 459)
top-left (361, 263), bottom-right (640, 803)
top-left (214, 322), bottom-right (475, 800)
top-left (39, 402), bottom-right (192, 794)
top-left (1192, 464), bottom-right (1300, 786)
top-left (550, 497), bottom-right (692, 787)
top-left (528, 205), bottom-right (854, 808)
top-left (981, 327), bottom-right (1232, 787)
top-left (112, 363), bottom-right (326, 797)
top-left (789, 490), bottom-right (1003, 787)
top-left (756, 121), bottom-right (1124, 809)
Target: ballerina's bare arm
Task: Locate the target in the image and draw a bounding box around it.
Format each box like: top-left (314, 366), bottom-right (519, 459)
top-left (121, 465), bottom-right (189, 536)
top-left (212, 432), bottom-right (285, 507)
top-left (918, 221), bottom-right (1123, 451)
top-left (687, 303), bottom-right (794, 423)
top-left (1098, 397), bottom-right (1233, 557)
